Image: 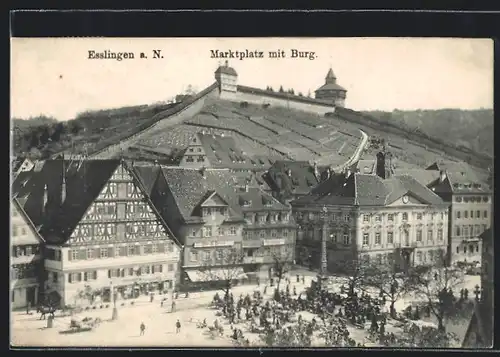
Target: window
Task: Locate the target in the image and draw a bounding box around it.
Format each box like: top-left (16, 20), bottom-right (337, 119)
top-left (417, 213), bottom-right (422, 220)
top-left (456, 226), bottom-right (461, 236)
top-left (470, 210), bottom-right (474, 218)
top-left (376, 254), bottom-right (382, 265)
top-left (190, 251), bottom-right (198, 262)
top-left (128, 245), bottom-right (136, 256)
top-left (464, 211), bottom-right (468, 219)
top-left (271, 230), bottom-right (277, 238)
top-left (343, 234), bottom-right (350, 245)
top-left (12, 226), bottom-right (18, 236)
top-left (217, 226), bottom-right (224, 236)
top-left (463, 226), bottom-right (469, 237)
top-left (203, 251), bottom-right (211, 261)
top-left (387, 232), bottom-right (394, 244)
top-left (167, 243), bottom-right (174, 253)
top-left (100, 248), bottom-right (108, 258)
top-left (21, 228), bottom-right (27, 235)
top-left (416, 230), bottom-right (422, 242)
top-left (388, 214), bottom-right (394, 222)
top-left (456, 211), bottom-right (461, 219)
top-left (260, 230), bottom-right (265, 238)
top-left (438, 229), bottom-right (443, 241)
top-left (456, 246), bottom-right (459, 254)
top-left (416, 251), bottom-right (422, 263)
top-left (402, 213), bottom-right (408, 221)
top-left (191, 229), bottom-right (197, 237)
top-left (374, 215), bottom-right (381, 222)
top-left (363, 233), bottom-right (369, 246)
top-left (144, 244), bottom-right (152, 254)
top-left (343, 214), bottom-right (350, 222)
top-left (484, 211), bottom-right (488, 218)
top-left (483, 196), bottom-right (489, 203)
top-left (52, 272), bottom-right (58, 283)
top-left (86, 248), bottom-right (93, 259)
top-left (427, 230), bottom-right (433, 242)
top-left (283, 229), bottom-right (288, 237)
top-left (476, 245), bottom-right (479, 253)
top-left (230, 227), bottom-right (237, 235)
top-left (375, 232), bottom-right (381, 245)
top-left (463, 246), bottom-right (467, 254)
top-left (203, 226), bottom-right (212, 237)
top-left (482, 224), bottom-right (487, 232)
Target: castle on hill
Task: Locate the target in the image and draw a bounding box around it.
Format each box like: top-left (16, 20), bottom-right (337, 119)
top-left (213, 61), bottom-right (347, 115)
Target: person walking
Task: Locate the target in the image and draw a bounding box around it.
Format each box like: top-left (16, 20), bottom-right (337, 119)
top-left (140, 322), bottom-right (146, 336)
top-left (171, 300), bottom-right (176, 313)
top-left (176, 319), bottom-right (181, 333)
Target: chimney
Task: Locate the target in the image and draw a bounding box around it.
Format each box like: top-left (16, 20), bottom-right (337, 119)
top-left (60, 156), bottom-right (67, 205)
top-left (439, 170), bottom-right (447, 183)
top-left (42, 184), bottom-right (48, 213)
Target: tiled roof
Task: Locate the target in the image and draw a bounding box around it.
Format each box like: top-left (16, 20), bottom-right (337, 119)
top-left (393, 168), bottom-right (440, 187)
top-left (315, 82), bottom-right (346, 92)
top-left (12, 159), bottom-right (121, 244)
top-left (195, 133), bottom-right (274, 170)
top-left (11, 198), bottom-right (45, 244)
top-left (132, 164), bottom-right (161, 196)
top-left (354, 159), bottom-right (377, 174)
top-left (236, 186), bottom-right (289, 211)
top-left (215, 64), bottom-right (238, 76)
top-left (292, 173), bottom-right (446, 207)
top-left (446, 172), bottom-right (490, 194)
top-left (265, 160), bottom-right (326, 197)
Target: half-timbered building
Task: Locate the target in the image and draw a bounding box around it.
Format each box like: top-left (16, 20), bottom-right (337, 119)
top-left (12, 159), bottom-right (181, 307)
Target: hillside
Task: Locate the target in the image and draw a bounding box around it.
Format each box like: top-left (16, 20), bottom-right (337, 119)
top-left (12, 94), bottom-right (493, 178)
top-left (363, 109), bottom-right (494, 157)
top-left (11, 102), bottom-right (178, 159)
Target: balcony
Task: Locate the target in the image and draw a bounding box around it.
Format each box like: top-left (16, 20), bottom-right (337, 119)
top-left (12, 254), bottom-right (41, 265)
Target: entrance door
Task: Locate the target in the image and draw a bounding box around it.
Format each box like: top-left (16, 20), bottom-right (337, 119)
top-left (26, 287), bottom-right (36, 306)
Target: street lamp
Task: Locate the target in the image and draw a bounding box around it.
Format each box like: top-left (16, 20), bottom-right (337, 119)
top-left (111, 281), bottom-right (118, 320)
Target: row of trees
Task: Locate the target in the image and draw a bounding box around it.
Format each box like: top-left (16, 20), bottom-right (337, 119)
top-left (13, 117), bottom-right (85, 159)
top-left (265, 86), bottom-right (311, 97)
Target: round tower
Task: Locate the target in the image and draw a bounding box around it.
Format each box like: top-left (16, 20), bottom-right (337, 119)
top-left (314, 68), bottom-right (347, 107)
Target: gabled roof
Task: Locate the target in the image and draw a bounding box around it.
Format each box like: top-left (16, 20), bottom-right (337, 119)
top-left (156, 167), bottom-right (245, 222)
top-left (12, 159), bottom-right (121, 244)
top-left (293, 173), bottom-right (446, 207)
top-left (132, 164), bottom-right (161, 196)
top-left (11, 198), bottom-right (45, 244)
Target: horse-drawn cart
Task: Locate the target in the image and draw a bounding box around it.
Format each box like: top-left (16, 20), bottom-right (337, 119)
top-left (59, 317), bottom-right (101, 334)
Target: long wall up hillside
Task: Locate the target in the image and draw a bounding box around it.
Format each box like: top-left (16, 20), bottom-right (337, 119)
top-left (334, 107), bottom-right (493, 170)
top-left (90, 83), bottom-right (219, 159)
top-left (220, 86), bottom-right (335, 116)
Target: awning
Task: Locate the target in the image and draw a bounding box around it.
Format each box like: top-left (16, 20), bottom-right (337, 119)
top-left (186, 267), bottom-right (247, 282)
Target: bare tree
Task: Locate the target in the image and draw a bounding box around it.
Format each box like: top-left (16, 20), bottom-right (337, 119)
top-left (364, 257), bottom-right (414, 318)
top-left (270, 247), bottom-right (294, 293)
top-left (409, 250), bottom-right (467, 332)
top-left (319, 316), bottom-right (357, 347)
top-left (333, 256), bottom-right (373, 297)
top-left (201, 248), bottom-right (245, 298)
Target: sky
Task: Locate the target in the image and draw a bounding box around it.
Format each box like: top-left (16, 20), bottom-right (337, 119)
top-left (11, 37), bottom-right (493, 121)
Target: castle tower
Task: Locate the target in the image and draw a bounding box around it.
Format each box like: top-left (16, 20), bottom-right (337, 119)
top-left (214, 60), bottom-right (238, 93)
top-left (314, 68), bottom-right (347, 107)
